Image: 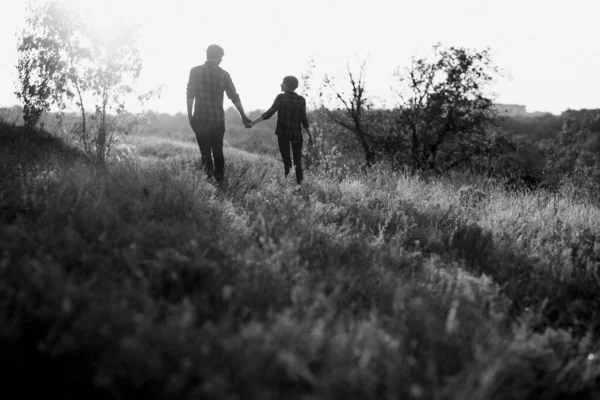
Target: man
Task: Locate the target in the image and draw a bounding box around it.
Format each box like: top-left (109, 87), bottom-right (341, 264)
top-left (187, 44), bottom-right (250, 183)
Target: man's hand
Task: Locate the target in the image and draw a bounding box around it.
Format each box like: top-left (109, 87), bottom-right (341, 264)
top-left (242, 115), bottom-right (252, 128)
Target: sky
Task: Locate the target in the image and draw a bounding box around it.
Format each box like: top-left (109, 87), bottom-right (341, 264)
top-left (1, 0), bottom-right (598, 115)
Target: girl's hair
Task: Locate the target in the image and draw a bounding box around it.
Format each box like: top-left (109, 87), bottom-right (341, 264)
top-left (283, 76), bottom-right (299, 90)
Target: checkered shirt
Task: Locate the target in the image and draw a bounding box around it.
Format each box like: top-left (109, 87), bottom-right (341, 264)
top-left (261, 92), bottom-right (309, 143)
top-left (186, 62), bottom-right (241, 126)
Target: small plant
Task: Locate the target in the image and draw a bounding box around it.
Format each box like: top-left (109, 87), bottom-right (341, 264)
top-left (457, 185), bottom-right (487, 207)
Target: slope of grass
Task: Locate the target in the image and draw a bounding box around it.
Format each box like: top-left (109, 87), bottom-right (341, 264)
top-left (2, 122), bottom-right (600, 399)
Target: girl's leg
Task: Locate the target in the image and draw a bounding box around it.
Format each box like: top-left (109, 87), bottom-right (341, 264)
top-left (291, 142), bottom-right (303, 184)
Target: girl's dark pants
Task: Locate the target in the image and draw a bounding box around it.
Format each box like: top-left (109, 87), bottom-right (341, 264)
top-left (278, 136), bottom-right (303, 184)
top-left (191, 120), bottom-right (225, 183)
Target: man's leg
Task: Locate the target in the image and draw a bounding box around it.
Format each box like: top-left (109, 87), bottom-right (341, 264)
top-left (191, 120), bottom-right (214, 178)
top-left (291, 141), bottom-right (303, 184)
top-left (210, 124), bottom-right (226, 183)
top-left (278, 135), bottom-right (292, 178)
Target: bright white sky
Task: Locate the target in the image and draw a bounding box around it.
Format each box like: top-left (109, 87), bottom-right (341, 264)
top-left (1, 0), bottom-right (598, 115)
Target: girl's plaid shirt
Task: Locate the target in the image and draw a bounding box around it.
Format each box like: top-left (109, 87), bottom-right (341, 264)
top-left (186, 62), bottom-right (241, 125)
top-left (261, 92), bottom-right (309, 143)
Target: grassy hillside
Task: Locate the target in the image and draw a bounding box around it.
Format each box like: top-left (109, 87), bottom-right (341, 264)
top-left (2, 122), bottom-right (600, 399)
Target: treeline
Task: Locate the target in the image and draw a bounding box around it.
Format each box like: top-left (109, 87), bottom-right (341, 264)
top-left (0, 104), bottom-right (281, 156)
top-left (3, 103), bottom-right (599, 194)
top-left (307, 106), bottom-right (600, 193)
top-left (496, 110), bottom-right (600, 143)
top-left (493, 109), bottom-right (600, 192)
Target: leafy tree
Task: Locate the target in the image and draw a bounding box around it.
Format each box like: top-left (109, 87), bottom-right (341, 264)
top-left (318, 47), bottom-right (504, 172)
top-left (83, 28), bottom-right (145, 165)
top-left (15, 0), bottom-right (153, 165)
top-left (394, 44), bottom-right (502, 171)
top-left (297, 58), bottom-right (346, 171)
top-left (15, 1), bottom-right (77, 130)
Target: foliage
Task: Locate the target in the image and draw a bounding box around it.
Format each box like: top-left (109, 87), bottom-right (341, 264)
top-left (394, 44), bottom-right (503, 171)
top-left (0, 106), bottom-right (24, 126)
top-left (321, 59), bottom-right (377, 167)
top-left (317, 45), bottom-right (505, 173)
top-left (2, 124), bottom-right (600, 398)
top-left (544, 110), bottom-right (600, 197)
top-left (15, 0), bottom-right (154, 165)
top-left (15, 0), bottom-right (78, 130)
top-left (291, 59), bottom-right (350, 173)
top-left (496, 113), bottom-right (563, 142)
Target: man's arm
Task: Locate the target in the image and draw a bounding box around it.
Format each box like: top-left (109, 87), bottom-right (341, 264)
top-left (224, 72), bottom-right (251, 126)
top-left (233, 101), bottom-right (251, 127)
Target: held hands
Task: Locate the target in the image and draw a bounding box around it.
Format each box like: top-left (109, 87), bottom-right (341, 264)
top-left (242, 115), bottom-right (252, 129)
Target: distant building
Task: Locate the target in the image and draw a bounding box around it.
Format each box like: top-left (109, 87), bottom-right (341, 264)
top-left (493, 104), bottom-right (527, 117)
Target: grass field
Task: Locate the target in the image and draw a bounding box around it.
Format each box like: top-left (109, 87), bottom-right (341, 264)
top-left (1, 123), bottom-right (600, 399)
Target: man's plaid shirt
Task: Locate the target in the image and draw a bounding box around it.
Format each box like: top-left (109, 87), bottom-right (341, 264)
top-left (186, 62), bottom-right (241, 126)
top-left (261, 92), bottom-right (309, 143)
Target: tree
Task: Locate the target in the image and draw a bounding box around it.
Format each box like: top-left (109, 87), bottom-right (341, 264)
top-left (15, 0), bottom-right (154, 164)
top-left (15, 1), bottom-right (76, 130)
top-left (394, 44), bottom-right (502, 171)
top-left (321, 59), bottom-right (377, 167)
top-left (84, 28), bottom-right (144, 165)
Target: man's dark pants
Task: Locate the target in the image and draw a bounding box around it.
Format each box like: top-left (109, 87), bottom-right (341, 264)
top-left (191, 120), bottom-right (225, 182)
top-left (278, 135), bottom-right (303, 184)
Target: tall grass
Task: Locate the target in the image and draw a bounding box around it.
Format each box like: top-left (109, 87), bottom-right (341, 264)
top-left (1, 124), bottom-right (600, 399)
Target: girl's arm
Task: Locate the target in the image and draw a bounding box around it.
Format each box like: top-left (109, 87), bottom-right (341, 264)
top-left (250, 94), bottom-right (281, 127)
top-left (249, 115), bottom-right (265, 127)
top-left (301, 98), bottom-right (314, 146)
